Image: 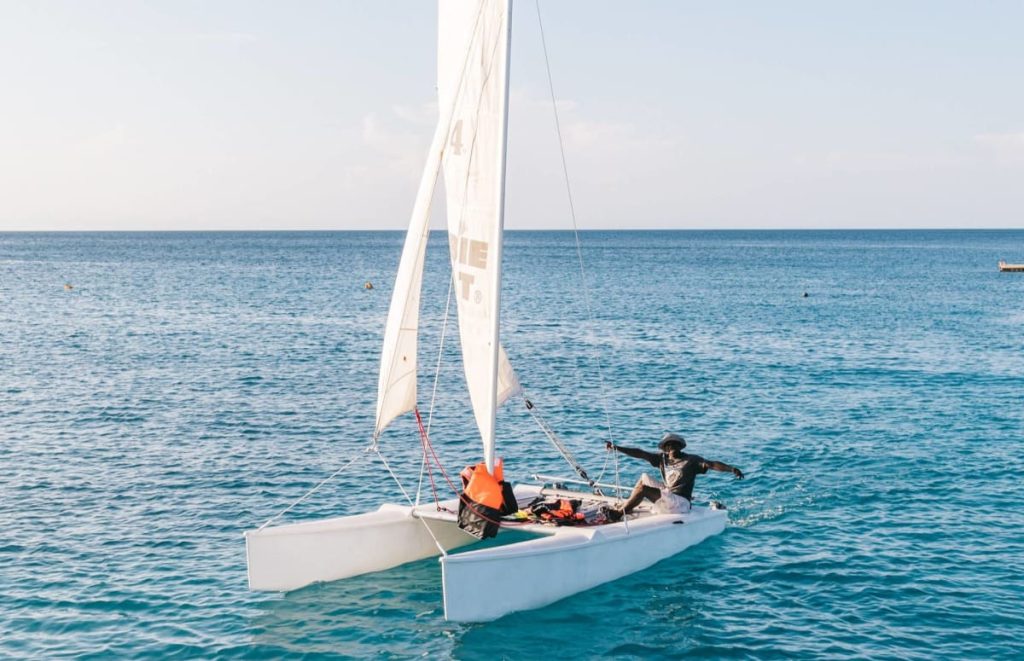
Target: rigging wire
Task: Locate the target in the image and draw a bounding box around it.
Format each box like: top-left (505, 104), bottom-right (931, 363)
top-left (416, 407), bottom-right (531, 530)
top-left (375, 439), bottom-right (448, 556)
top-left (426, 275), bottom-right (455, 440)
top-left (415, 409), bottom-right (444, 509)
top-left (524, 396), bottom-right (603, 495)
top-left (534, 0), bottom-right (623, 505)
top-left (534, 0), bottom-right (616, 444)
top-left (416, 273), bottom-right (456, 506)
top-left (592, 439), bottom-right (612, 484)
top-left (257, 446), bottom-right (372, 531)
top-left (374, 446), bottom-right (415, 506)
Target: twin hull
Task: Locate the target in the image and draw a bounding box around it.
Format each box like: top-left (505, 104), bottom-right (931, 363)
top-left (245, 487), bottom-right (727, 622)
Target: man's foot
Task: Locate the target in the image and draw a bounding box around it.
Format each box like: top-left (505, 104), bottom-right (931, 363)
top-left (605, 507), bottom-right (624, 522)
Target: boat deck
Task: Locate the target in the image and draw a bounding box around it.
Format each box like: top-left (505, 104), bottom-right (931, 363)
top-left (410, 482), bottom-right (715, 541)
top-left (998, 261), bottom-right (1024, 272)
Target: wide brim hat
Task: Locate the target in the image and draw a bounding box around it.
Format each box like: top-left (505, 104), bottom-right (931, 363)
top-left (658, 433), bottom-right (686, 451)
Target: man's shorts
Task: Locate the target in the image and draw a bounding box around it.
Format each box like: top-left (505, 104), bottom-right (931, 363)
top-left (640, 473), bottom-right (691, 514)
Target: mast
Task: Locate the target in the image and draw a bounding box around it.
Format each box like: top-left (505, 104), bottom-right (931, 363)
top-left (484, 0), bottom-right (512, 474)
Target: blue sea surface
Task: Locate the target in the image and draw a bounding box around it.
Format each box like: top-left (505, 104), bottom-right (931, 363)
top-left (1, 230), bottom-right (1023, 659)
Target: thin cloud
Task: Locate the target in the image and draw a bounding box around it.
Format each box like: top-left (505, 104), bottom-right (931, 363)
top-left (975, 130), bottom-right (1024, 146)
top-left (975, 131), bottom-right (1024, 158)
top-left (392, 102), bottom-right (438, 127)
top-left (358, 109), bottom-right (432, 183)
top-left (189, 32), bottom-right (258, 46)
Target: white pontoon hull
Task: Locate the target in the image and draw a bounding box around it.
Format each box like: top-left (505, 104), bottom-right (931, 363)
top-left (441, 498), bottom-right (727, 622)
top-left (244, 503), bottom-right (476, 592)
top-left (245, 485), bottom-right (727, 622)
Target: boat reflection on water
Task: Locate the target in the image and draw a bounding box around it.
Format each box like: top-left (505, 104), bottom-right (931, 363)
top-left (247, 530), bottom-right (547, 656)
top-left (248, 556), bottom-right (452, 657)
top-left (247, 529), bottom-right (726, 657)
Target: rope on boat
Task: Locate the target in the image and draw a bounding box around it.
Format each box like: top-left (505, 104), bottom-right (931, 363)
top-left (374, 447), bottom-right (415, 506)
top-left (256, 434), bottom-right (448, 555)
top-left (415, 407), bottom-right (532, 531)
top-left (534, 0), bottom-right (617, 455)
top-left (375, 445), bottom-right (450, 556)
top-left (415, 408), bottom-right (444, 509)
top-left (592, 441), bottom-right (612, 484)
top-left (610, 441), bottom-right (630, 533)
top-left (523, 396), bottom-right (603, 495)
top-left (416, 273), bottom-right (456, 507)
top-left (534, 0), bottom-right (627, 524)
top-left (257, 446), bottom-right (373, 531)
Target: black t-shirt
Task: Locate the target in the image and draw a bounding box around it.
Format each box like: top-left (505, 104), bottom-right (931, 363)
top-left (645, 452), bottom-right (708, 500)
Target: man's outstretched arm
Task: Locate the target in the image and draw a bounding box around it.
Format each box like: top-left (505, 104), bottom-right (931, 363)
top-left (706, 460), bottom-right (744, 479)
top-left (605, 441), bottom-right (660, 467)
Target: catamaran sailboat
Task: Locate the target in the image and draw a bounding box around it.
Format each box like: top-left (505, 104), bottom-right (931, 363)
top-left (244, 0), bottom-right (727, 623)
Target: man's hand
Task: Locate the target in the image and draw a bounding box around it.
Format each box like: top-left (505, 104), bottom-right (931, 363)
top-left (732, 467), bottom-right (745, 479)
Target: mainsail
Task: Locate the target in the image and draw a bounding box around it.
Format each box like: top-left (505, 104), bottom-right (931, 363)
top-left (439, 0), bottom-right (517, 473)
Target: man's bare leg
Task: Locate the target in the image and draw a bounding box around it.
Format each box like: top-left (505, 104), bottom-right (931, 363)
top-left (608, 479), bottom-right (661, 520)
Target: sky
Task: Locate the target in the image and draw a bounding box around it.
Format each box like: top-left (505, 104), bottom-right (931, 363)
top-left (1, 0), bottom-right (1022, 231)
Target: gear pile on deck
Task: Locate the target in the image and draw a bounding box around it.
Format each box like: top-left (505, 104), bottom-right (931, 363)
top-left (457, 468), bottom-right (613, 537)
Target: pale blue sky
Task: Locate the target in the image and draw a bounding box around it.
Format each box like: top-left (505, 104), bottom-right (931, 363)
top-left (1, 1), bottom-right (1022, 230)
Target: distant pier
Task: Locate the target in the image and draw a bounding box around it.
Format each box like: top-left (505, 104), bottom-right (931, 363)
top-left (998, 260), bottom-right (1024, 272)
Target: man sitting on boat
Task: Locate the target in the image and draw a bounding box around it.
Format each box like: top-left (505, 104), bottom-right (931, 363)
top-left (605, 433), bottom-right (743, 521)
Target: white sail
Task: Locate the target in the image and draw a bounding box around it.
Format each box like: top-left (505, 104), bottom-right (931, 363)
top-left (495, 344), bottom-right (520, 407)
top-left (439, 0), bottom-right (514, 472)
top-left (374, 122), bottom-right (448, 437)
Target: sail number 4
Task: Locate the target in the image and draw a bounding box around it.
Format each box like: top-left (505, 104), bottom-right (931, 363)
top-left (450, 120), bottom-right (464, 155)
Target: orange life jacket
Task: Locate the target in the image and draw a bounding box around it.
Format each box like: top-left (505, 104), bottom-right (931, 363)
top-left (461, 459), bottom-right (505, 510)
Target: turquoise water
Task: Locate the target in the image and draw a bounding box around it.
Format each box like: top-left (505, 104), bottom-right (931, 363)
top-left (2, 230), bottom-right (1023, 659)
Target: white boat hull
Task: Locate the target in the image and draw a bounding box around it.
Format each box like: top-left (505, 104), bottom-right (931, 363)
top-left (441, 502), bottom-right (727, 622)
top-left (244, 503), bottom-right (476, 592)
top-left (246, 486), bottom-right (727, 622)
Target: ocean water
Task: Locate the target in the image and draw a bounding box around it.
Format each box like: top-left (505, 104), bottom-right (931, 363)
top-left (1, 229), bottom-right (1023, 659)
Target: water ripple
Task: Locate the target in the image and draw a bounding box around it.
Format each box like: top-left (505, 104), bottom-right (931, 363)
top-left (2, 230), bottom-right (1023, 659)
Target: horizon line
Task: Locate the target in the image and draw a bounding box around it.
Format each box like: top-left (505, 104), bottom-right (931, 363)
top-left (1, 226), bottom-right (1022, 234)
